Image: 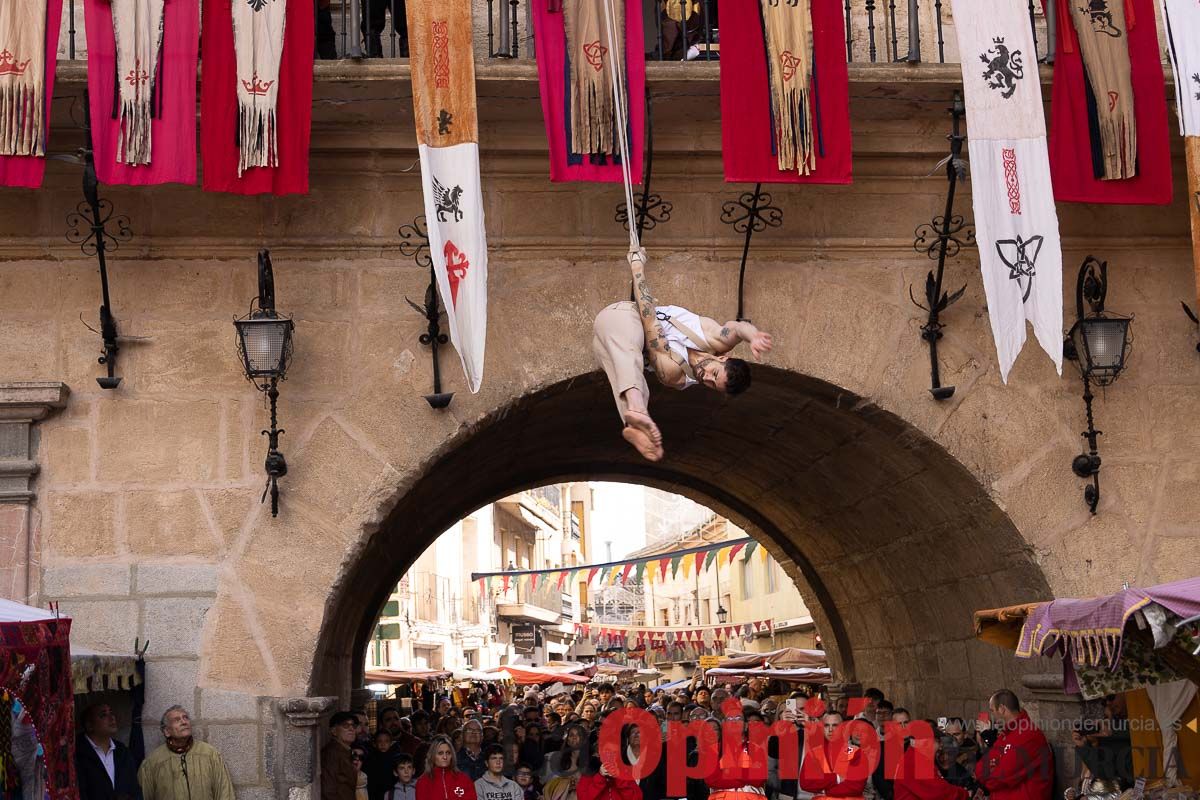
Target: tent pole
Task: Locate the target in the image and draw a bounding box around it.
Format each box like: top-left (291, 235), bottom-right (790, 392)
top-left (1188, 138), bottom-right (1200, 314)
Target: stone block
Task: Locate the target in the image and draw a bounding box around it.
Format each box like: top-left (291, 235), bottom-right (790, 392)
top-left (200, 688), bottom-right (260, 722)
top-left (141, 596), bottom-right (214, 657)
top-left (198, 597), bottom-right (269, 689)
top-left (121, 319), bottom-right (246, 394)
top-left (58, 599), bottom-right (139, 652)
top-left (44, 492), bottom-right (117, 558)
top-left (1151, 537), bottom-right (1200, 584)
top-left (38, 424), bottom-right (92, 485)
top-left (282, 321), bottom-right (352, 396)
top-left (283, 727), bottom-right (315, 783)
top-left (136, 563), bottom-right (221, 596)
top-left (1, 320), bottom-right (61, 379)
top-left (125, 491), bottom-right (221, 558)
top-left (199, 489), bottom-right (257, 550)
top-left (255, 597), bottom-right (322, 695)
top-left (96, 400), bottom-right (221, 483)
top-left (42, 564), bottom-right (131, 597)
top-left (206, 723), bottom-right (262, 785)
top-left (236, 788), bottom-right (277, 800)
top-left (288, 785), bottom-right (314, 800)
top-left (285, 418), bottom-right (385, 524)
top-left (143, 660), bottom-right (201, 726)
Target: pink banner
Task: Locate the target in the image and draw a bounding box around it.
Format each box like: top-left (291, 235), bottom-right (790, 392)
top-left (0, 0), bottom-right (64, 188)
top-left (531, 0), bottom-right (645, 183)
top-left (83, 0), bottom-right (199, 185)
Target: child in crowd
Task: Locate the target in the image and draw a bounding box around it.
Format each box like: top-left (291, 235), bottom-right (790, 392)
top-left (386, 754), bottom-right (418, 800)
top-left (515, 763), bottom-right (542, 800)
top-left (476, 745), bottom-right (525, 800)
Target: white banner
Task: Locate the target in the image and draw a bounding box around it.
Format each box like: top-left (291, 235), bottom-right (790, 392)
top-left (419, 142), bottom-right (488, 392)
top-left (1161, 0), bottom-right (1200, 136)
top-left (952, 0), bottom-right (1063, 382)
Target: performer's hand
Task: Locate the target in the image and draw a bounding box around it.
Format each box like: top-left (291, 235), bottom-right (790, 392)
top-left (749, 331), bottom-right (774, 359)
top-left (628, 248), bottom-right (648, 266)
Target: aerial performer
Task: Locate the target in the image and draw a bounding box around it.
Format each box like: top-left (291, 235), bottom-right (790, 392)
top-left (592, 249), bottom-right (774, 462)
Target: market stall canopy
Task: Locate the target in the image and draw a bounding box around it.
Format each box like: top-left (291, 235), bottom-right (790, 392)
top-left (706, 666), bottom-right (832, 684)
top-left (72, 646), bottom-right (142, 694)
top-left (496, 666), bottom-right (591, 685)
top-left (973, 577), bottom-right (1200, 698)
top-left (0, 598), bottom-right (57, 622)
top-left (365, 668), bottom-right (452, 684)
top-left (653, 678), bottom-right (690, 691)
top-left (593, 663), bottom-right (637, 678)
top-left (452, 669), bottom-right (511, 682)
top-left (718, 647), bottom-right (827, 669)
top-left (543, 661), bottom-right (597, 677)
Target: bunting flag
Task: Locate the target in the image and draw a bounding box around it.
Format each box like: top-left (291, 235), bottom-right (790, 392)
top-left (200, 0), bottom-right (313, 195)
top-left (658, 557), bottom-right (670, 579)
top-left (704, 549), bottom-right (719, 571)
top-left (634, 562), bottom-right (646, 583)
top-left (729, 541), bottom-right (747, 563)
top-left (0, 0), bottom-right (62, 187)
top-left (407, 0), bottom-right (488, 392)
top-left (719, 0), bottom-right (852, 184)
top-left (587, 567), bottom-right (600, 585)
top-left (1161, 0), bottom-right (1200, 136)
top-left (620, 563), bottom-right (634, 584)
top-left (952, 0), bottom-right (1063, 382)
top-left (530, 0), bottom-right (645, 182)
top-left (745, 541), bottom-right (759, 560)
top-left (669, 555), bottom-right (683, 579)
top-left (1043, 0), bottom-right (1172, 204)
top-left (529, 572), bottom-right (540, 591)
top-left (574, 619), bottom-right (773, 637)
top-left (681, 553), bottom-right (695, 579)
top-left (84, 0), bottom-right (199, 184)
top-left (502, 574), bottom-right (511, 592)
top-left (556, 570), bottom-right (568, 591)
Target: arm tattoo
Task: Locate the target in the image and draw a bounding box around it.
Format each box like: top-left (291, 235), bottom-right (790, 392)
top-left (720, 326), bottom-right (732, 341)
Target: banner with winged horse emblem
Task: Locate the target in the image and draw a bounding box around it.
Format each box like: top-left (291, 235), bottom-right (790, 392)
top-left (407, 0), bottom-right (487, 392)
top-left (952, 0), bottom-right (1063, 382)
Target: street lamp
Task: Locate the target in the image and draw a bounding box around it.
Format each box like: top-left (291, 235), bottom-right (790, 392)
top-left (1063, 256), bottom-right (1133, 515)
top-left (233, 250), bottom-right (295, 518)
top-left (716, 604), bottom-right (728, 624)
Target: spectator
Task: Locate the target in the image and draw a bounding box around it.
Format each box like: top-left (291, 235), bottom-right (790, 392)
top-left (543, 725), bottom-right (586, 800)
top-left (417, 736), bottom-right (477, 800)
top-left (515, 763), bottom-right (542, 800)
top-left (138, 706), bottom-right (235, 800)
top-left (76, 703), bottom-right (142, 800)
top-left (522, 724), bottom-right (546, 769)
top-left (577, 739), bottom-right (640, 800)
top-left (386, 754), bottom-right (419, 800)
top-left (800, 711), bottom-right (867, 800)
top-left (459, 720), bottom-right (488, 781)
top-left (1065, 721), bottom-right (1122, 800)
top-left (477, 745), bottom-right (525, 800)
top-left (323, 712), bottom-right (360, 800)
top-left (367, 730), bottom-right (399, 800)
top-left (974, 690), bottom-right (1053, 800)
top-left (893, 734), bottom-right (967, 800)
top-left (354, 748), bottom-right (372, 800)
top-left (316, 0), bottom-right (337, 59)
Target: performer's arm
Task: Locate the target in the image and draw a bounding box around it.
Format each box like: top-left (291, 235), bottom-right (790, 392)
top-left (700, 317), bottom-right (774, 358)
top-left (629, 250), bottom-right (687, 382)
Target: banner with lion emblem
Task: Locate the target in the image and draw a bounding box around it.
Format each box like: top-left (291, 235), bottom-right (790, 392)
top-left (408, 0), bottom-right (487, 392)
top-left (952, 0), bottom-right (1062, 383)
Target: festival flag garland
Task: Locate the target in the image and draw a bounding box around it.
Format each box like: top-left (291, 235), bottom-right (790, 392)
top-left (84, 0), bottom-right (199, 185)
top-left (1043, 0), bottom-right (1171, 204)
top-left (719, 0), bottom-right (851, 185)
top-left (406, 0), bottom-right (488, 392)
top-left (0, 0), bottom-right (63, 187)
top-left (952, 0), bottom-right (1063, 382)
top-left (530, 0), bottom-right (645, 183)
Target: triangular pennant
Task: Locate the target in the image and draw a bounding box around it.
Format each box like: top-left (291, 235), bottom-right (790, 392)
top-left (645, 560), bottom-right (657, 583)
top-left (556, 570), bottom-right (568, 591)
top-left (529, 572), bottom-right (539, 591)
top-left (704, 548), bottom-right (718, 571)
top-left (670, 554), bottom-right (683, 579)
top-left (658, 557), bottom-right (671, 578)
top-left (728, 542), bottom-right (747, 562)
top-left (758, 543), bottom-right (768, 561)
top-left (681, 553), bottom-right (695, 579)
top-left (620, 563), bottom-right (634, 584)
top-left (586, 567), bottom-right (600, 584)
top-left (634, 561), bottom-right (646, 583)
top-left (502, 574), bottom-right (511, 592)
top-left (744, 541), bottom-right (759, 561)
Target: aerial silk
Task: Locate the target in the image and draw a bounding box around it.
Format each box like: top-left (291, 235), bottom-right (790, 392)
top-left (0, 0), bottom-right (62, 187)
top-left (200, 0), bottom-right (313, 195)
top-left (719, 0), bottom-right (851, 185)
top-left (407, 0), bottom-right (488, 392)
top-left (531, 0), bottom-right (645, 183)
top-left (951, 0), bottom-right (1063, 382)
top-left (84, 0), bottom-right (199, 184)
top-left (1043, 0), bottom-right (1171, 204)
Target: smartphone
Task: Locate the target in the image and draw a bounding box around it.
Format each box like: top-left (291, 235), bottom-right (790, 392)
top-left (937, 717), bottom-right (948, 729)
top-left (786, 699), bottom-right (799, 714)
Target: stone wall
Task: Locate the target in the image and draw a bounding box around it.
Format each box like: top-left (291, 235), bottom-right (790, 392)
top-left (1, 63), bottom-right (1196, 799)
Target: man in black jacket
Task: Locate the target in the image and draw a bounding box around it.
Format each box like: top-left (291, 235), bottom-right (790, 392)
top-left (75, 703), bottom-right (142, 800)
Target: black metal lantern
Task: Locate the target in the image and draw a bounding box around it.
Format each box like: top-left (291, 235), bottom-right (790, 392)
top-left (234, 250), bottom-right (295, 517)
top-left (716, 605), bottom-right (728, 624)
top-left (1063, 256), bottom-right (1133, 514)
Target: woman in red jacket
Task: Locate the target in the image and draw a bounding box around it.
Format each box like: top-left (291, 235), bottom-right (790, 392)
top-left (576, 749), bottom-right (641, 800)
top-left (417, 735), bottom-right (479, 800)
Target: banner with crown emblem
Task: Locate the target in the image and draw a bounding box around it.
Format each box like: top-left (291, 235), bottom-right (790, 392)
top-left (952, 0), bottom-right (1063, 382)
top-left (407, 0), bottom-right (487, 392)
top-left (0, 0), bottom-right (63, 187)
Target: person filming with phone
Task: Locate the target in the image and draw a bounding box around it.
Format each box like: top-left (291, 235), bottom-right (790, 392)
top-left (972, 691), bottom-right (1052, 800)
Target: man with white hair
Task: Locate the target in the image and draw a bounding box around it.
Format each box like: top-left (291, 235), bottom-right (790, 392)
top-left (138, 706), bottom-right (235, 800)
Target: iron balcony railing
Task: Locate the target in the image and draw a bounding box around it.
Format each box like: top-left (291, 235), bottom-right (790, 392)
top-left (58, 0), bottom-right (1056, 66)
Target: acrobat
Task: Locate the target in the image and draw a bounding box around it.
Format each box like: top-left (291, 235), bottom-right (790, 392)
top-left (592, 249), bottom-right (774, 462)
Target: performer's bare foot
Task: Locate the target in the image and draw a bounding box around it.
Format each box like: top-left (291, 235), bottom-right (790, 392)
top-left (623, 425), bottom-right (663, 462)
top-left (623, 408), bottom-right (662, 446)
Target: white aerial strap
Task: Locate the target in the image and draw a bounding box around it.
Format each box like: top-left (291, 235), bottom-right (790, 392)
top-left (600, 0), bottom-right (640, 256)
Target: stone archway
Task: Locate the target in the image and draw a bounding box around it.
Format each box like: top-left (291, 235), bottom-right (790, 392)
top-left (311, 366), bottom-right (1051, 716)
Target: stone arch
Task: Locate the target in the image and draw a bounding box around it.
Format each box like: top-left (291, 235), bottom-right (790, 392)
top-left (311, 366), bottom-right (1051, 716)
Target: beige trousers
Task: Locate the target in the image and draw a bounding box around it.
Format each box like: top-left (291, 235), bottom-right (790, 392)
top-left (592, 301), bottom-right (650, 423)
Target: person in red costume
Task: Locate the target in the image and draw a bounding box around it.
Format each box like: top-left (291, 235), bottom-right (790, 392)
top-left (800, 711), bottom-right (868, 800)
top-left (708, 701), bottom-right (769, 800)
top-left (417, 736), bottom-right (479, 800)
top-left (973, 691), bottom-right (1052, 800)
top-left (578, 742), bottom-right (641, 800)
top-left (893, 734), bottom-right (968, 800)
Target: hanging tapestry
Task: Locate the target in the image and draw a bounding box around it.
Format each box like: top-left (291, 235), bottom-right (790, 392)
top-left (1044, 0), bottom-right (1171, 204)
top-left (951, 0), bottom-right (1063, 382)
top-left (200, 0), bottom-right (313, 195)
top-left (719, 0), bottom-right (851, 184)
top-left (0, 616), bottom-right (75, 800)
top-left (407, 0), bottom-right (488, 392)
top-left (84, 0), bottom-right (198, 184)
top-left (1160, 0), bottom-right (1200, 137)
top-left (0, 0), bottom-right (62, 187)
top-left (531, 0), bottom-right (645, 182)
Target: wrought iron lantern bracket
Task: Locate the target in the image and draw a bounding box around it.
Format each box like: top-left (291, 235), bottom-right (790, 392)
top-left (400, 216), bottom-right (454, 410)
top-left (720, 183), bottom-right (783, 323)
top-left (909, 93), bottom-right (973, 401)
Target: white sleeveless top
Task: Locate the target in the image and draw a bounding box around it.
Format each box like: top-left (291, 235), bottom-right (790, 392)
top-left (654, 305), bottom-right (711, 388)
